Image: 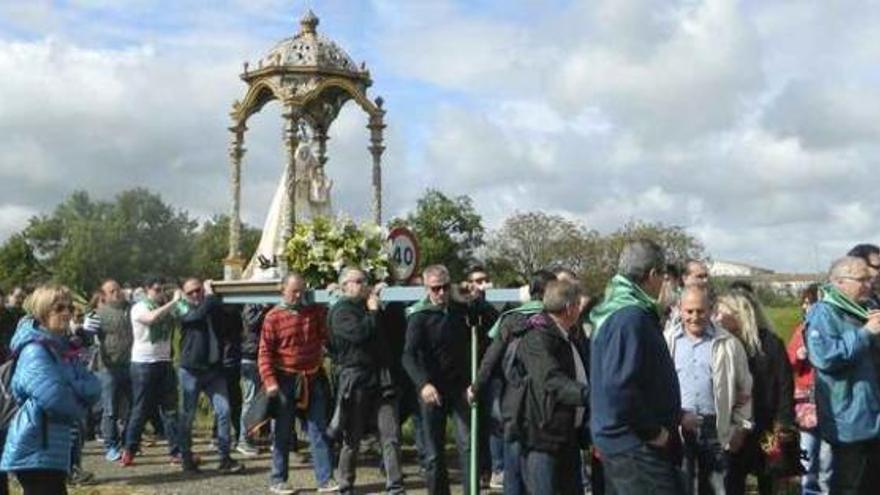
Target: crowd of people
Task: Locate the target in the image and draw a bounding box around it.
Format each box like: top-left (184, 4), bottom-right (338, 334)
top-left (0, 240), bottom-right (879, 495)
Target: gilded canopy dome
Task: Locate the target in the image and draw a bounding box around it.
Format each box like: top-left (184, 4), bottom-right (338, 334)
top-left (246, 10), bottom-right (366, 79)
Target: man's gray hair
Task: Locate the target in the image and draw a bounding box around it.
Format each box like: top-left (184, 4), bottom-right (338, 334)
top-left (338, 266), bottom-right (365, 285)
top-left (617, 239), bottom-right (665, 283)
top-left (678, 285), bottom-right (710, 308)
top-left (422, 264), bottom-right (450, 282)
top-left (543, 279), bottom-right (583, 314)
top-left (829, 256), bottom-right (866, 280)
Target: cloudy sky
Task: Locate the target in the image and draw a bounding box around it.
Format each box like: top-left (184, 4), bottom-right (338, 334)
top-left (0, 0), bottom-right (877, 273)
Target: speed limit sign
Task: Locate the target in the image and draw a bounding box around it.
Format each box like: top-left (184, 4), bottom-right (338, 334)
top-left (388, 227), bottom-right (420, 282)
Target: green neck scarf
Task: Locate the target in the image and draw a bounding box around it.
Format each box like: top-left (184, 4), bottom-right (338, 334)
top-left (144, 299), bottom-right (174, 344)
top-left (406, 298), bottom-right (446, 318)
top-left (821, 283), bottom-right (869, 321)
top-left (590, 274), bottom-right (658, 336)
top-left (281, 301), bottom-right (304, 312)
top-left (487, 300), bottom-right (544, 339)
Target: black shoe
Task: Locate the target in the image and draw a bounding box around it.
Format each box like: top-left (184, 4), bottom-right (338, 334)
top-left (218, 457), bottom-right (245, 475)
top-left (181, 456), bottom-right (201, 474)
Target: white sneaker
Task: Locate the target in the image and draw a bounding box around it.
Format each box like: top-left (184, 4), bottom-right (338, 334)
top-left (489, 471), bottom-right (504, 490)
top-left (317, 479), bottom-right (340, 493)
top-left (269, 481), bottom-right (296, 494)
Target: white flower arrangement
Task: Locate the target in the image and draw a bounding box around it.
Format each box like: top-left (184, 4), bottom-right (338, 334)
top-left (286, 216), bottom-right (391, 287)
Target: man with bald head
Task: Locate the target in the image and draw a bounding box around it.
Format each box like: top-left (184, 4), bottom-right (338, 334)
top-left (93, 279), bottom-right (134, 462)
top-left (664, 287), bottom-right (752, 494)
top-left (259, 273), bottom-right (336, 494)
top-left (807, 256), bottom-right (880, 494)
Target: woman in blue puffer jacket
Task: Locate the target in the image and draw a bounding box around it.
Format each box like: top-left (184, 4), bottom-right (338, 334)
top-left (0, 284), bottom-right (101, 495)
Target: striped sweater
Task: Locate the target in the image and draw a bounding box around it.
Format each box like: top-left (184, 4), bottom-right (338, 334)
top-left (258, 304), bottom-right (327, 390)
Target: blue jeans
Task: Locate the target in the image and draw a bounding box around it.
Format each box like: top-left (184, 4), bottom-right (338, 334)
top-left (801, 429), bottom-right (832, 495)
top-left (100, 365), bottom-right (131, 452)
top-left (523, 445), bottom-right (579, 494)
top-left (270, 372), bottom-right (333, 486)
top-left (420, 391), bottom-right (471, 495)
top-left (603, 444), bottom-right (685, 495)
top-left (124, 361), bottom-right (180, 455)
top-left (487, 377), bottom-right (505, 474)
top-left (239, 360), bottom-right (261, 445)
top-left (179, 367), bottom-right (231, 459)
top-left (503, 440), bottom-right (525, 495)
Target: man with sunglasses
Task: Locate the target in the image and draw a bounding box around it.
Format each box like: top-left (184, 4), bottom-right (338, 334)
top-left (329, 267), bottom-right (404, 495)
top-left (121, 278), bottom-right (183, 468)
top-left (403, 264), bottom-right (474, 495)
top-left (807, 256), bottom-right (880, 494)
top-left (176, 277), bottom-right (244, 475)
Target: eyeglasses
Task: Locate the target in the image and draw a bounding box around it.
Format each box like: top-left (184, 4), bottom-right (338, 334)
top-left (428, 283), bottom-right (450, 294)
top-left (52, 303), bottom-right (75, 314)
top-left (470, 277), bottom-right (490, 284)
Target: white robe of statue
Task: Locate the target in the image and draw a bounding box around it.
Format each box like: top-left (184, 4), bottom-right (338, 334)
top-left (244, 142), bottom-right (333, 280)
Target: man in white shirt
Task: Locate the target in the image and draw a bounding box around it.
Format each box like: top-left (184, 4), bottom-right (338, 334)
top-left (120, 278), bottom-right (183, 467)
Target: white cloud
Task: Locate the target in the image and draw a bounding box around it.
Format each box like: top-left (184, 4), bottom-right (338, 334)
top-left (0, 0), bottom-right (878, 275)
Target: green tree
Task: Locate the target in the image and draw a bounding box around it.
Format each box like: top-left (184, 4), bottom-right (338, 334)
top-left (0, 234), bottom-right (49, 290)
top-left (22, 189), bottom-right (197, 292)
top-left (390, 189), bottom-right (485, 280)
top-left (190, 215), bottom-right (261, 280)
top-left (487, 212), bottom-right (600, 281)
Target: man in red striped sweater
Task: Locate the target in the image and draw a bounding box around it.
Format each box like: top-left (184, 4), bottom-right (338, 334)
top-left (259, 273), bottom-right (338, 495)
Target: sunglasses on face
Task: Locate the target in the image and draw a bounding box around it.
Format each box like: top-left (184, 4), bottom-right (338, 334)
top-left (470, 277), bottom-right (490, 284)
top-left (428, 283), bottom-right (450, 294)
top-left (185, 287), bottom-right (203, 296)
top-left (52, 303), bottom-right (75, 314)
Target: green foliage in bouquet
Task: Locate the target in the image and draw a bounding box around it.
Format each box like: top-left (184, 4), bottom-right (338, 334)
top-left (286, 217), bottom-right (390, 287)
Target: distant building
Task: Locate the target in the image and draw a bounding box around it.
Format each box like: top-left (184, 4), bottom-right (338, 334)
top-left (708, 260), bottom-right (774, 278)
top-left (709, 260), bottom-right (819, 298)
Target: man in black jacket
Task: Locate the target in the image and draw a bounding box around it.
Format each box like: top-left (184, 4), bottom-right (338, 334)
top-left (177, 278), bottom-right (244, 474)
top-left (329, 267), bottom-right (404, 495)
top-left (402, 264), bottom-right (473, 495)
top-left (517, 279), bottom-right (589, 494)
top-left (468, 269), bottom-right (555, 495)
top-left (238, 303), bottom-right (271, 455)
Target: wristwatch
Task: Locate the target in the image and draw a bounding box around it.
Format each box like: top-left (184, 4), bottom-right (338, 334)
top-left (739, 420), bottom-right (754, 431)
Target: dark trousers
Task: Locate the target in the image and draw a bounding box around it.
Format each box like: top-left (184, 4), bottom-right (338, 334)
top-left (830, 438), bottom-right (880, 495)
top-left (420, 390), bottom-right (471, 495)
top-left (523, 444), bottom-right (580, 495)
top-left (724, 433), bottom-right (771, 495)
top-left (124, 361), bottom-right (180, 455)
top-left (681, 419), bottom-right (726, 495)
top-left (337, 386), bottom-right (404, 495)
top-left (99, 365), bottom-right (131, 452)
top-left (15, 469), bottom-right (67, 495)
top-left (603, 444), bottom-right (685, 495)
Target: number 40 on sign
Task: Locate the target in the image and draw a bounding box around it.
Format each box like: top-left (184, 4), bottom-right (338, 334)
top-left (388, 227), bottom-right (420, 283)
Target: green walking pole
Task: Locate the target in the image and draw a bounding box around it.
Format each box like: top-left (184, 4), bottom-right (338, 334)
top-left (470, 321), bottom-right (479, 495)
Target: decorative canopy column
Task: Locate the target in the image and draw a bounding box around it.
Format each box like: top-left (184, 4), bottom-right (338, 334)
top-left (224, 123), bottom-right (247, 280)
top-left (368, 97), bottom-right (386, 225)
top-left (282, 106), bottom-right (301, 244)
top-left (224, 9), bottom-right (388, 280)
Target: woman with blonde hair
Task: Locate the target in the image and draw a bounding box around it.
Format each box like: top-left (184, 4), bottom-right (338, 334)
top-left (715, 289), bottom-right (796, 495)
top-left (0, 284), bottom-right (100, 495)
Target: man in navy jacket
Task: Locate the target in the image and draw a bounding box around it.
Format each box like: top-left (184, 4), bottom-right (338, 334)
top-left (589, 240), bottom-right (683, 494)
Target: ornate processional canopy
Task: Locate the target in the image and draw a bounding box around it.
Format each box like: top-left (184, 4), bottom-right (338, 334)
top-left (224, 10), bottom-right (386, 280)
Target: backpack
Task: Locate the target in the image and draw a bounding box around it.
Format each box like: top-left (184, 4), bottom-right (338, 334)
top-left (0, 339), bottom-right (54, 432)
top-left (499, 334), bottom-right (529, 440)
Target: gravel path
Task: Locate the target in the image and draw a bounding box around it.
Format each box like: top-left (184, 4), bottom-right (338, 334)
top-left (77, 436), bottom-right (463, 495)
